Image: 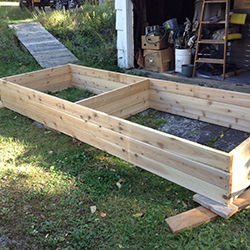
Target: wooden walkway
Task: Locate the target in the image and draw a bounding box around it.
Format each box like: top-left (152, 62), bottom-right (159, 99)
top-left (9, 22), bottom-right (79, 68)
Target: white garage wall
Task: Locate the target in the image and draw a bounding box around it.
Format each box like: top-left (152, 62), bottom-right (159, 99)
top-left (115, 0), bottom-right (134, 69)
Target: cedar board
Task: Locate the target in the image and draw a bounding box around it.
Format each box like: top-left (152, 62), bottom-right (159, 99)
top-left (0, 64), bottom-right (249, 207)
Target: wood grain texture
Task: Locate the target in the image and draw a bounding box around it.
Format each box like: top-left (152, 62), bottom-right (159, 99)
top-left (149, 77), bottom-right (250, 108)
top-left (0, 78), bottom-right (232, 173)
top-left (1, 89), bottom-right (229, 191)
top-left (1, 65), bottom-right (249, 207)
top-left (3, 65), bottom-right (71, 88)
top-left (69, 64), bottom-right (143, 84)
top-left (230, 137), bottom-right (250, 199)
top-left (150, 90), bottom-right (250, 133)
top-left (0, 83), bottom-right (231, 205)
top-left (110, 100), bottom-right (149, 118)
top-left (72, 74), bottom-right (125, 93)
top-left (165, 206), bottom-right (219, 234)
top-left (76, 80), bottom-right (150, 109)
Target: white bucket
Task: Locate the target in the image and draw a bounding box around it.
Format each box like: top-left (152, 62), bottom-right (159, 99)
top-left (175, 48), bottom-right (192, 73)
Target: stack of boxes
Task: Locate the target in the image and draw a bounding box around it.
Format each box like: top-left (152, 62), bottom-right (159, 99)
top-left (142, 33), bottom-right (175, 73)
top-left (233, 0), bottom-right (250, 9)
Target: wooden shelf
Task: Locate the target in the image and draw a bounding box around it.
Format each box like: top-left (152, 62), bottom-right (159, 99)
top-left (201, 20), bottom-right (226, 24)
top-left (199, 39), bottom-right (225, 44)
top-left (196, 58), bottom-right (224, 64)
top-left (205, 0), bottom-right (227, 3)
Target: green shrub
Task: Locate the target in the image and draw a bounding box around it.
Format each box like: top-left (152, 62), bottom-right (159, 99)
top-left (36, 3), bottom-right (121, 71)
top-left (0, 19), bottom-right (41, 77)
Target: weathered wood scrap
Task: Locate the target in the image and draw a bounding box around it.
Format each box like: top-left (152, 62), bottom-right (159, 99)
top-left (166, 188), bottom-right (250, 234)
top-left (193, 194), bottom-right (238, 219)
top-left (166, 206), bottom-right (219, 234)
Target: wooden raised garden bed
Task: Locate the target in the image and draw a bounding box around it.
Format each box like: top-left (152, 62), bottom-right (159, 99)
top-left (0, 64), bottom-right (249, 207)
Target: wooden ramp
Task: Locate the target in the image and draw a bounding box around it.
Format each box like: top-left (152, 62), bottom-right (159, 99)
top-left (9, 22), bottom-right (79, 69)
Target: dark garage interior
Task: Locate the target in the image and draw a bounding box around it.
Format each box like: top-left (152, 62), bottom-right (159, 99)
top-left (131, 0), bottom-right (250, 84)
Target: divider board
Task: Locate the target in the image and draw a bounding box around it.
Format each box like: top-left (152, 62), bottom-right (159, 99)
top-left (76, 80), bottom-right (150, 109)
top-left (78, 92), bottom-right (149, 115)
top-left (76, 80), bottom-right (150, 117)
top-left (149, 79), bottom-right (250, 108)
top-left (0, 82), bottom-right (232, 205)
top-left (0, 79), bottom-right (232, 173)
top-left (108, 99), bottom-right (149, 119)
top-left (91, 91), bottom-right (149, 115)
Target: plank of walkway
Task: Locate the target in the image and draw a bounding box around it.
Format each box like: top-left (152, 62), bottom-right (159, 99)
top-left (9, 22), bottom-right (78, 68)
top-left (165, 188), bottom-right (250, 234)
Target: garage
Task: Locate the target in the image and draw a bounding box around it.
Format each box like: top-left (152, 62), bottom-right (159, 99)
top-left (115, 0), bottom-right (250, 81)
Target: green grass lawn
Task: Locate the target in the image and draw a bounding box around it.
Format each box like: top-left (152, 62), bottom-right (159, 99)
top-left (0, 5), bottom-right (250, 250)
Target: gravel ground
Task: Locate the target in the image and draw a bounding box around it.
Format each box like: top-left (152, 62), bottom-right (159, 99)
top-left (138, 109), bottom-right (249, 152)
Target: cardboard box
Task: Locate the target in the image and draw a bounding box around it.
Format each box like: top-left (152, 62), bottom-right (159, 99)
top-left (234, 0), bottom-right (250, 9)
top-left (141, 35), bottom-right (168, 50)
top-left (143, 47), bottom-right (175, 72)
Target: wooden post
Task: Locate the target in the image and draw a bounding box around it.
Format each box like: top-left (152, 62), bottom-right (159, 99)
top-left (31, 0), bottom-right (34, 11)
